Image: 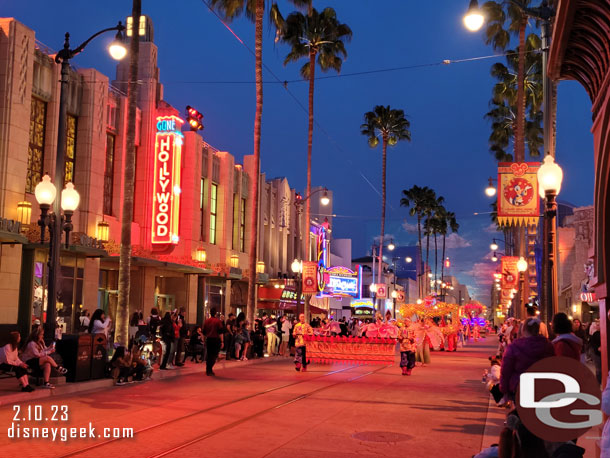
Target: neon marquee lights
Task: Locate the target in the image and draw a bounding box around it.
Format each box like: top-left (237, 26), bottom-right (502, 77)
top-left (152, 115), bottom-right (184, 245)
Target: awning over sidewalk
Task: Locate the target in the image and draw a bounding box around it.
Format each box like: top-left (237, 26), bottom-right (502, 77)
top-left (101, 255), bottom-right (213, 274)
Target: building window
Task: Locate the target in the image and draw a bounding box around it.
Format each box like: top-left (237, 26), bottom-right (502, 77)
top-left (26, 97), bottom-right (47, 193)
top-left (200, 178), bottom-right (206, 241)
top-left (240, 198), bottom-right (246, 252)
top-left (64, 115), bottom-right (77, 183)
top-left (210, 183), bottom-right (217, 245)
top-left (232, 194), bottom-right (239, 250)
top-left (103, 134), bottom-right (115, 215)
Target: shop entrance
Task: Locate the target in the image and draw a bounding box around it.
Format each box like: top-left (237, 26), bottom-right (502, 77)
top-left (155, 294), bottom-right (175, 314)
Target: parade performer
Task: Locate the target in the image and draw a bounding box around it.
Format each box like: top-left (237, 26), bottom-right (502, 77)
top-left (472, 322), bottom-right (481, 342)
top-left (293, 313), bottom-right (314, 372)
top-left (398, 319), bottom-right (416, 376)
top-left (446, 319), bottom-right (459, 352)
top-left (415, 319), bottom-right (443, 366)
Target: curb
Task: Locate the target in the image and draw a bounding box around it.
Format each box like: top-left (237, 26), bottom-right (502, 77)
top-left (0, 355), bottom-right (283, 407)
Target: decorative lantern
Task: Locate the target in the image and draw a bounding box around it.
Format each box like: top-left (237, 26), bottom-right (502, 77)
top-left (96, 220), bottom-right (110, 243)
top-left (230, 254), bottom-right (239, 268)
top-left (195, 247), bottom-right (207, 263)
top-left (17, 201), bottom-right (32, 226)
top-left (256, 261), bottom-right (265, 274)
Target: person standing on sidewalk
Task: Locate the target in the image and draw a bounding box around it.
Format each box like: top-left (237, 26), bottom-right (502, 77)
top-left (174, 308), bottom-right (187, 366)
top-left (293, 313), bottom-right (313, 372)
top-left (203, 308), bottom-right (224, 376)
top-left (265, 315), bottom-right (279, 356)
top-left (159, 312), bottom-right (175, 370)
top-left (280, 316), bottom-right (292, 356)
top-left (225, 313), bottom-right (236, 360)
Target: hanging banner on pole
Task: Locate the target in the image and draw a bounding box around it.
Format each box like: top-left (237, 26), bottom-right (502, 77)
top-left (302, 261), bottom-right (318, 295)
top-left (497, 162), bottom-right (541, 226)
top-left (500, 256), bottom-right (519, 291)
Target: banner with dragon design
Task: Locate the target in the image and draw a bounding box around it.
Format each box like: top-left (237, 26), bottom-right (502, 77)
top-left (497, 162), bottom-right (541, 226)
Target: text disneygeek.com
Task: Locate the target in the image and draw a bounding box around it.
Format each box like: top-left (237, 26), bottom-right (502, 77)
top-left (8, 405), bottom-right (134, 442)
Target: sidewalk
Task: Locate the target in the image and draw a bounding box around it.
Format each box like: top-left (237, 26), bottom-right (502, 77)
top-left (0, 353), bottom-right (283, 407)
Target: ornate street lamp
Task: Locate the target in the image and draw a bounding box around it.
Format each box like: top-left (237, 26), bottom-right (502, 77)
top-left (60, 182), bottom-right (80, 248)
top-left (41, 21), bottom-right (126, 343)
top-left (463, 0), bottom-right (484, 32)
top-left (256, 261), bottom-right (265, 274)
top-left (485, 177), bottom-right (496, 197)
top-left (538, 155), bottom-right (563, 320)
top-left (96, 220), bottom-right (110, 243)
top-left (195, 247), bottom-right (207, 263)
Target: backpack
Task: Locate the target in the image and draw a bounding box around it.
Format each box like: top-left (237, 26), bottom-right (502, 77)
top-left (148, 315), bottom-right (161, 338)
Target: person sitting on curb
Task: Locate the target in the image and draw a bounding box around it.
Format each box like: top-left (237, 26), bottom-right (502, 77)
top-left (22, 325), bottom-right (67, 389)
top-left (110, 346), bottom-right (134, 385)
top-left (0, 331), bottom-right (34, 392)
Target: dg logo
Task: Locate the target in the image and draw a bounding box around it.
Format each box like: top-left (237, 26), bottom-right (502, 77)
top-left (516, 356), bottom-right (602, 441)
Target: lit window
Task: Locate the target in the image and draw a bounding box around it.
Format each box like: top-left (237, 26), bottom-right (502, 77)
top-left (240, 198), bottom-right (246, 252)
top-left (64, 115), bottom-right (77, 184)
top-left (103, 134), bottom-right (115, 215)
top-left (26, 97), bottom-right (47, 193)
top-left (210, 183), bottom-right (217, 245)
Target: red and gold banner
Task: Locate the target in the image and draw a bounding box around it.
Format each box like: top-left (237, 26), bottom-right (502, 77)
top-left (497, 162), bottom-right (541, 226)
top-left (302, 261), bottom-right (318, 294)
top-left (304, 335), bottom-right (395, 365)
top-left (501, 256), bottom-right (519, 291)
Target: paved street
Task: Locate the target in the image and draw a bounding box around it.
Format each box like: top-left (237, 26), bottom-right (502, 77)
top-left (0, 339), bottom-right (499, 458)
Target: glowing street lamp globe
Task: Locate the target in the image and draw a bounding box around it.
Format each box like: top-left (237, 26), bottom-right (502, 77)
top-left (490, 242), bottom-right (499, 251)
top-left (387, 242), bottom-right (395, 251)
top-left (537, 155), bottom-right (564, 198)
top-left (34, 174), bottom-right (57, 207)
top-left (405, 256), bottom-right (413, 263)
top-left (320, 190), bottom-right (330, 206)
top-left (291, 259), bottom-right (302, 274)
top-left (61, 182), bottom-right (80, 212)
top-left (108, 28), bottom-right (127, 61)
top-left (463, 0), bottom-right (484, 32)
top-left (517, 256), bottom-right (528, 273)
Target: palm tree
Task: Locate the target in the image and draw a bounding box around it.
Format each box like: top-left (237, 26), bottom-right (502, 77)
top-left (485, 33), bottom-right (543, 161)
top-left (440, 210), bottom-right (459, 289)
top-left (210, 0), bottom-right (265, 325)
top-left (117, 0), bottom-right (141, 346)
top-left (400, 185), bottom-right (435, 297)
top-left (482, 0), bottom-right (534, 162)
top-left (361, 105), bottom-right (411, 285)
top-left (272, 6), bottom-right (351, 318)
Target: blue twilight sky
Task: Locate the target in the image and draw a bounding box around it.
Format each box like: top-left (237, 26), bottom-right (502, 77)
top-left (4, 0), bottom-right (594, 304)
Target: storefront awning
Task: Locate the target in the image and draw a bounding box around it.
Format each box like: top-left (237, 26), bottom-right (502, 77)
top-left (24, 242), bottom-right (108, 258)
top-left (0, 231), bottom-right (28, 244)
top-left (102, 255), bottom-right (213, 274)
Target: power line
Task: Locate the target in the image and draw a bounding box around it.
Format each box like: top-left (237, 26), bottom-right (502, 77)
top-left (163, 49), bottom-right (542, 85)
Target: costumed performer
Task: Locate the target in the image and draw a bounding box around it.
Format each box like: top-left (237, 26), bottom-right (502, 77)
top-left (293, 313), bottom-right (314, 372)
top-left (398, 319), bottom-right (416, 376)
top-left (446, 319), bottom-right (458, 352)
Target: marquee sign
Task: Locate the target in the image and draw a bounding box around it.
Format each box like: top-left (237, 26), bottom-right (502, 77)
top-left (351, 299), bottom-right (375, 318)
top-left (497, 162), bottom-right (541, 226)
top-left (152, 115), bottom-right (184, 245)
top-left (326, 266), bottom-right (360, 297)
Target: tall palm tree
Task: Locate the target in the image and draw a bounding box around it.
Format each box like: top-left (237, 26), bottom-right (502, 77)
top-left (440, 210), bottom-right (459, 288)
top-left (210, 0), bottom-right (264, 325)
top-left (485, 33), bottom-right (543, 161)
top-left (117, 0), bottom-right (141, 346)
top-left (361, 105), bottom-right (411, 286)
top-left (272, 6), bottom-right (351, 318)
top-left (400, 185), bottom-right (434, 298)
top-left (482, 0), bottom-right (534, 163)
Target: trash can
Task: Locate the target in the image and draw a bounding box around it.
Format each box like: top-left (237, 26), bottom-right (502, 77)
top-left (90, 333), bottom-right (108, 379)
top-left (56, 334), bottom-right (92, 382)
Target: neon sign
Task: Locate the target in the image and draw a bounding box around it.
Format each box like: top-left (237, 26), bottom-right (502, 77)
top-left (315, 225), bottom-right (329, 293)
top-left (152, 115), bottom-right (184, 245)
top-left (326, 266), bottom-right (360, 297)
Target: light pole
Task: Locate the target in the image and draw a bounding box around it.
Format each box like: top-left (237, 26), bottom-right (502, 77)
top-left (517, 256), bottom-right (528, 317)
top-left (291, 259), bottom-right (303, 317)
top-left (538, 155), bottom-right (563, 321)
top-left (485, 177), bottom-right (497, 198)
top-left (42, 23), bottom-right (126, 344)
top-left (370, 239), bottom-right (395, 310)
top-left (35, 175), bottom-right (81, 342)
top-left (391, 256), bottom-right (412, 317)
top-left (294, 187), bottom-right (329, 321)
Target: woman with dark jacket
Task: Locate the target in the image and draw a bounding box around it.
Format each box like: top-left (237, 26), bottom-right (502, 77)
top-left (552, 313), bottom-right (583, 360)
top-left (500, 318), bottom-right (555, 399)
top-left (159, 312), bottom-right (175, 370)
top-left (189, 326), bottom-right (205, 363)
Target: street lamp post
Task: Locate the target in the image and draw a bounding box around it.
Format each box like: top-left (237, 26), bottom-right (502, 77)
top-left (41, 23), bottom-right (126, 344)
top-left (538, 155), bottom-right (563, 321)
top-left (291, 259), bottom-right (303, 317)
top-left (517, 256), bottom-right (528, 317)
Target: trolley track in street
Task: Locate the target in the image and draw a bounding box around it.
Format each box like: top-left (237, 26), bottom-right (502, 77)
top-left (58, 362), bottom-right (385, 457)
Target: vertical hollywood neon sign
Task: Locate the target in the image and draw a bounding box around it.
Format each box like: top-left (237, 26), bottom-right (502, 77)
top-left (152, 115), bottom-right (183, 245)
